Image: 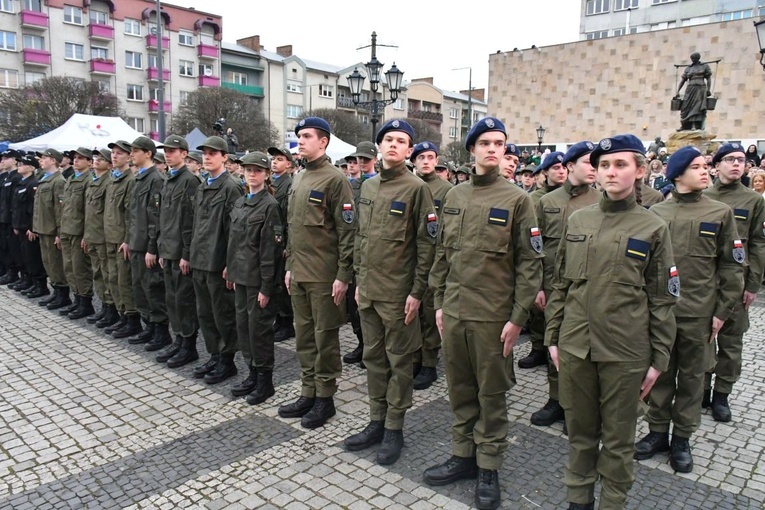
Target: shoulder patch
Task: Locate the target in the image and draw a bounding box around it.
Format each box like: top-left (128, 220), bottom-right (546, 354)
top-left (426, 212), bottom-right (438, 237)
top-left (342, 203), bottom-right (355, 224)
top-left (668, 266), bottom-right (680, 297)
top-left (530, 227), bottom-right (543, 253)
top-left (732, 239), bottom-right (745, 264)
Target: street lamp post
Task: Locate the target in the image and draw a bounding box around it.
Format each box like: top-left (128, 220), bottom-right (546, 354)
top-left (536, 125), bottom-right (546, 152)
top-left (755, 19), bottom-right (765, 71)
top-left (347, 32), bottom-right (404, 142)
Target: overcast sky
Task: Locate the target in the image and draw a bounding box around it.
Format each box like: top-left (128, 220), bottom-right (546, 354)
top-left (170, 0), bottom-right (581, 93)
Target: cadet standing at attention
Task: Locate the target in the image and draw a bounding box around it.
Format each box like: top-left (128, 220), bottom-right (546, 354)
top-left (529, 141), bottom-right (599, 430)
top-left (424, 118), bottom-right (542, 510)
top-left (344, 120), bottom-right (436, 465)
top-left (411, 141), bottom-right (452, 389)
top-left (0, 149), bottom-right (22, 286)
top-left (499, 143), bottom-right (521, 181)
top-left (155, 135), bottom-right (201, 369)
top-left (702, 143), bottom-right (765, 421)
top-left (545, 135), bottom-right (677, 510)
top-left (280, 117), bottom-right (356, 429)
top-left (227, 152), bottom-right (281, 405)
top-left (635, 146), bottom-right (743, 473)
top-left (12, 155), bottom-right (45, 298)
top-left (190, 136), bottom-right (243, 384)
top-left (33, 149), bottom-right (66, 307)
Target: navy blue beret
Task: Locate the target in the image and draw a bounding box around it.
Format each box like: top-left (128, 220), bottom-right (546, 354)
top-left (562, 141), bottom-right (595, 166)
top-left (665, 146), bottom-right (704, 181)
top-left (411, 141), bottom-right (438, 161)
top-left (465, 117), bottom-right (506, 151)
top-left (712, 142), bottom-right (746, 166)
top-left (505, 143), bottom-right (521, 158)
top-left (589, 134), bottom-right (646, 167)
top-left (536, 151), bottom-right (565, 174)
top-left (295, 117), bottom-right (332, 138)
top-left (376, 119), bottom-right (415, 145)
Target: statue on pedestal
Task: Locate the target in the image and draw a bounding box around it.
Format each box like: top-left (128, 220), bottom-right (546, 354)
top-left (673, 53), bottom-right (712, 131)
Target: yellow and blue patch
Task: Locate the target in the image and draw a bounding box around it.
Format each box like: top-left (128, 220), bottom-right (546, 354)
top-left (699, 222), bottom-right (718, 238)
top-left (390, 201), bottom-right (406, 216)
top-left (308, 189), bottom-right (324, 204)
top-left (488, 208), bottom-right (509, 226)
top-left (734, 208), bottom-right (749, 221)
top-left (625, 238), bottom-right (650, 261)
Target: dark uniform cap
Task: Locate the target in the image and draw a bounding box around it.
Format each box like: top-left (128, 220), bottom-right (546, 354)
top-left (375, 119), bottom-right (414, 145)
top-left (294, 117), bottom-right (332, 138)
top-left (504, 143), bottom-right (521, 158)
top-left (465, 116), bottom-right (506, 151)
top-left (411, 141), bottom-right (439, 161)
top-left (158, 135), bottom-right (189, 151)
top-left (562, 141), bottom-right (595, 166)
top-left (536, 151), bottom-right (566, 174)
top-left (522, 163), bottom-right (536, 175)
top-left (240, 151), bottom-right (269, 168)
top-left (40, 148), bottom-right (63, 163)
top-left (455, 165), bottom-right (471, 175)
top-left (130, 136), bottom-right (156, 152)
top-left (267, 146), bottom-right (293, 162)
top-left (95, 148), bottom-right (111, 161)
top-left (196, 136), bottom-right (228, 153)
top-left (589, 134), bottom-right (645, 167)
top-left (336, 159), bottom-right (349, 167)
top-left (108, 140), bottom-right (132, 154)
top-left (186, 152), bottom-right (203, 164)
top-left (1, 149), bottom-right (20, 159)
top-left (435, 161), bottom-right (448, 170)
top-left (228, 155), bottom-right (241, 164)
top-left (665, 146), bottom-right (703, 181)
top-left (712, 142), bottom-right (746, 166)
top-left (153, 152), bottom-right (166, 164)
top-left (351, 141), bottom-right (379, 159)
top-left (74, 147), bottom-right (93, 160)
top-left (17, 154), bottom-right (40, 168)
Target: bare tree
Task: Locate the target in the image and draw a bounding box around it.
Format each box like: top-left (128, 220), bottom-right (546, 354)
top-left (400, 117), bottom-right (442, 146)
top-left (441, 141), bottom-right (471, 167)
top-left (300, 108), bottom-right (368, 146)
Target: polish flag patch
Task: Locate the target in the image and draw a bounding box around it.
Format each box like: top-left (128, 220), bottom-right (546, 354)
top-left (531, 227), bottom-right (541, 236)
top-left (343, 203), bottom-right (352, 210)
top-left (427, 213), bottom-right (437, 222)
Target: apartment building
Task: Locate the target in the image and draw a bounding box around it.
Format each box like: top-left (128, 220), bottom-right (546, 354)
top-left (0, 0), bottom-right (222, 140)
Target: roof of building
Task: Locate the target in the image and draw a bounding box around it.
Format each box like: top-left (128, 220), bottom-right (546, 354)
top-left (443, 89), bottom-right (487, 106)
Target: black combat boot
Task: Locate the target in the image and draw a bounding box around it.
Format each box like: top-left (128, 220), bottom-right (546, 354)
top-left (156, 334), bottom-right (183, 363)
top-left (86, 305), bottom-right (107, 324)
top-left (343, 340), bottom-right (364, 364)
top-left (518, 348), bottom-right (547, 369)
top-left (167, 335), bottom-right (199, 368)
top-left (246, 370), bottom-right (275, 405)
top-left (413, 366), bottom-right (438, 390)
top-left (68, 295), bottom-right (95, 320)
top-left (568, 503), bottom-right (595, 510)
top-left (412, 362), bottom-right (422, 378)
top-left (127, 321), bottom-right (155, 344)
top-left (376, 429), bottom-right (404, 465)
top-left (634, 431), bottom-right (670, 460)
top-left (278, 396), bottom-right (315, 418)
top-left (15, 274), bottom-right (33, 293)
top-left (144, 323), bottom-right (171, 351)
top-left (26, 279), bottom-right (50, 299)
top-left (344, 421), bottom-right (385, 451)
top-left (104, 313), bottom-right (127, 334)
top-left (711, 391), bottom-right (732, 422)
top-left (701, 388), bottom-right (712, 409)
top-left (59, 295), bottom-right (81, 315)
top-left (0, 270), bottom-right (18, 285)
top-left (95, 304), bottom-right (120, 328)
top-left (475, 469), bottom-right (501, 510)
top-left (38, 285), bottom-right (58, 306)
top-left (669, 435), bottom-right (693, 473)
top-left (47, 286), bottom-right (72, 310)
top-left (231, 367), bottom-right (258, 397)
top-left (424, 455), bottom-right (478, 486)
top-left (273, 318), bottom-right (295, 342)
top-left (300, 397), bottom-right (336, 429)
top-left (203, 353), bottom-right (237, 384)
top-left (112, 314), bottom-right (143, 339)
top-left (530, 399), bottom-right (565, 426)
top-left (192, 354), bottom-right (219, 378)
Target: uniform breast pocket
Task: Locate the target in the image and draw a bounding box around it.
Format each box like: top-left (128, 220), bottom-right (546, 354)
top-left (562, 233), bottom-right (588, 281)
top-left (112, 188), bottom-right (126, 206)
top-left (357, 198), bottom-right (373, 236)
top-left (166, 189), bottom-right (184, 210)
top-left (691, 221), bottom-right (718, 258)
top-left (138, 187), bottom-right (150, 206)
top-left (381, 200), bottom-right (408, 242)
top-left (303, 189), bottom-right (326, 227)
top-left (38, 187), bottom-right (53, 204)
top-left (477, 207), bottom-right (511, 254)
top-left (247, 213), bottom-right (265, 240)
top-left (613, 235), bottom-right (649, 287)
top-left (543, 207), bottom-right (563, 240)
top-left (442, 207), bottom-right (463, 249)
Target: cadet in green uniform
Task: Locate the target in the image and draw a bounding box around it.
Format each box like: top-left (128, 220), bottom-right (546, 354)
top-left (185, 152), bottom-right (203, 178)
top-left (190, 136), bottom-right (243, 384)
top-left (411, 141), bottom-right (452, 389)
top-left (521, 151), bottom-right (568, 369)
top-left (59, 148), bottom-right (94, 319)
top-left (153, 152), bottom-right (167, 175)
top-left (227, 152), bottom-right (281, 405)
top-left (424, 118), bottom-right (542, 510)
top-left (267, 146), bottom-right (295, 343)
top-left (105, 141), bottom-right (142, 337)
top-left (33, 149), bottom-right (67, 307)
top-left (155, 135), bottom-right (201, 368)
top-left (12, 155), bottom-right (46, 297)
top-left (499, 143), bottom-right (521, 181)
top-left (703, 143), bottom-right (765, 421)
top-left (454, 165), bottom-right (470, 184)
top-left (635, 146), bottom-right (743, 473)
top-left (280, 117), bottom-right (356, 429)
top-left (83, 148), bottom-right (115, 325)
top-left (344, 121), bottom-right (436, 465)
top-left (529, 142), bottom-right (599, 429)
top-left (545, 135), bottom-right (677, 510)
top-left (640, 182), bottom-right (664, 208)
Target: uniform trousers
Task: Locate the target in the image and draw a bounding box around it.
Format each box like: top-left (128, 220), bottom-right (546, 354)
top-left (707, 303), bottom-right (748, 394)
top-left (359, 296), bottom-right (421, 430)
top-left (88, 243), bottom-right (112, 305)
top-left (647, 317), bottom-right (710, 438)
top-left (105, 243), bottom-right (136, 314)
top-left (61, 234), bottom-right (92, 296)
top-left (442, 314), bottom-right (515, 471)
top-left (559, 350), bottom-right (649, 509)
top-left (415, 288), bottom-right (440, 367)
top-left (163, 260), bottom-right (198, 338)
top-left (129, 250), bottom-right (167, 324)
top-left (235, 284), bottom-right (276, 370)
top-left (193, 268), bottom-right (237, 356)
top-left (290, 281), bottom-right (344, 399)
top-left (346, 281), bottom-right (363, 339)
top-left (40, 235), bottom-right (65, 286)
top-left (18, 232), bottom-right (45, 278)
top-left (1, 223), bottom-right (20, 272)
top-left (274, 257), bottom-right (293, 326)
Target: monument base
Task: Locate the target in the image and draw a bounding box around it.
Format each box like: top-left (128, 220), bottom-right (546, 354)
top-left (666, 130), bottom-right (718, 155)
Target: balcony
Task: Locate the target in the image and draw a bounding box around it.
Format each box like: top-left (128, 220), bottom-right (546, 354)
top-left (149, 131), bottom-right (160, 141)
top-left (198, 75), bottom-right (220, 87)
top-left (23, 49), bottom-right (51, 66)
top-left (20, 10), bottom-right (48, 29)
top-left (409, 110), bottom-right (443, 123)
top-left (148, 99), bottom-right (172, 112)
top-left (147, 67), bottom-right (170, 81)
top-left (222, 81), bottom-right (264, 97)
top-left (145, 34), bottom-right (170, 50)
top-left (89, 59), bottom-right (116, 75)
top-left (197, 42), bottom-right (219, 59)
top-left (88, 24), bottom-right (114, 41)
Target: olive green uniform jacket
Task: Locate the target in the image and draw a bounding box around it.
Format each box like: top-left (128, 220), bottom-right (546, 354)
top-left (640, 183), bottom-right (664, 208)
top-left (418, 171), bottom-right (453, 216)
top-left (32, 171), bottom-right (64, 236)
top-left (104, 169), bottom-right (134, 246)
top-left (158, 166), bottom-right (199, 262)
top-left (60, 171), bottom-right (89, 237)
top-left (83, 172), bottom-right (111, 245)
top-left (128, 166), bottom-right (163, 254)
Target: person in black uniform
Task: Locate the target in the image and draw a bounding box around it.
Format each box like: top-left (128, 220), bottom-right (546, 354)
top-left (12, 155), bottom-right (46, 297)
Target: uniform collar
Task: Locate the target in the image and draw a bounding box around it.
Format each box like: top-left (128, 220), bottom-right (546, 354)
top-left (599, 190), bottom-right (637, 212)
top-left (205, 171), bottom-right (228, 189)
top-left (470, 166), bottom-right (499, 187)
top-left (564, 179), bottom-right (592, 197)
top-left (671, 189), bottom-right (703, 203)
top-left (305, 154), bottom-right (330, 170)
top-left (380, 162), bottom-right (406, 181)
top-left (168, 165), bottom-right (188, 179)
top-left (714, 178), bottom-right (742, 191)
top-left (245, 188), bottom-right (267, 203)
top-left (136, 166), bottom-right (156, 179)
top-left (417, 170), bottom-right (438, 182)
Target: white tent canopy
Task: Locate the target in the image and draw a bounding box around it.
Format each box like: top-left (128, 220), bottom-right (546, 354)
top-left (9, 113), bottom-right (145, 152)
top-left (323, 136), bottom-right (358, 163)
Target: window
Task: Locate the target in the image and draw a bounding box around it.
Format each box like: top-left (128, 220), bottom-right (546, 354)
top-left (585, 0), bottom-right (609, 15)
top-left (89, 10), bottom-right (108, 25)
top-left (200, 32), bottom-right (215, 45)
top-left (96, 79), bottom-right (110, 92)
top-left (65, 42), bottom-right (84, 60)
top-left (286, 81), bottom-right (301, 93)
top-left (198, 63), bottom-right (214, 77)
top-left (286, 104), bottom-right (303, 118)
top-left (178, 30), bottom-right (193, 46)
top-left (229, 71), bottom-right (247, 85)
top-left (0, 69), bottom-right (18, 88)
top-left (64, 6), bottom-right (83, 24)
top-left (150, 118), bottom-right (159, 133)
top-left (23, 0), bottom-right (41, 11)
top-left (614, 0), bottom-right (637, 10)
top-left (25, 71), bottom-right (45, 85)
top-left (318, 84), bottom-right (333, 98)
top-left (147, 54), bottom-right (165, 68)
top-left (91, 46), bottom-right (108, 60)
top-left (393, 98), bottom-right (404, 110)
top-left (23, 34), bottom-right (44, 50)
top-left (124, 18), bottom-right (141, 36)
top-left (360, 115), bottom-right (369, 125)
top-left (0, 31), bottom-right (16, 51)
top-left (449, 127), bottom-right (457, 139)
top-left (127, 84), bottom-right (143, 101)
top-left (128, 117), bottom-right (144, 132)
top-left (179, 90), bottom-right (189, 104)
top-left (612, 27), bottom-right (638, 36)
top-left (651, 0), bottom-right (676, 4)
top-left (722, 10), bottom-right (753, 21)
top-left (147, 22), bottom-right (165, 36)
top-left (586, 30), bottom-right (609, 40)
top-left (0, 0), bottom-right (13, 13)
top-left (649, 21), bottom-right (676, 30)
top-left (179, 60), bottom-right (193, 77)
top-left (125, 51), bottom-right (142, 69)
top-left (149, 86), bottom-right (165, 101)
top-left (449, 107), bottom-right (458, 119)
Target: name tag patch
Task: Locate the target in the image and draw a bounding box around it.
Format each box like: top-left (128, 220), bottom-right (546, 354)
top-left (543, 207), bottom-right (561, 213)
top-left (566, 234), bottom-right (586, 242)
top-left (308, 189), bottom-right (324, 204)
top-left (734, 208), bottom-right (749, 221)
top-left (488, 208), bottom-right (509, 226)
top-left (626, 238), bottom-right (650, 261)
top-left (699, 222), bottom-right (718, 238)
top-left (389, 201), bottom-right (406, 216)
top-left (443, 207), bottom-right (460, 215)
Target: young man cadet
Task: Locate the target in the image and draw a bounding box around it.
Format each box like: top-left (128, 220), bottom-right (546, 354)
top-left (344, 120), bottom-right (436, 465)
top-left (33, 149), bottom-right (67, 307)
top-left (424, 118), bottom-right (543, 510)
top-left (702, 143), bottom-right (765, 421)
top-left (355, 141), bottom-right (379, 179)
top-left (13, 154), bottom-right (46, 298)
top-left (83, 148), bottom-right (115, 325)
top-left (59, 148), bottom-right (94, 319)
top-left (635, 146), bottom-right (743, 473)
top-left (0, 149), bottom-right (22, 286)
top-left (105, 141), bottom-right (142, 338)
top-left (280, 117), bottom-right (356, 429)
top-left (518, 165), bottom-right (536, 193)
top-left (185, 152), bottom-right (203, 177)
top-left (60, 152), bottom-right (75, 180)
top-left (155, 135), bottom-right (201, 368)
top-left (499, 143), bottom-right (521, 181)
top-left (267, 146), bottom-right (295, 343)
top-left (190, 136), bottom-right (243, 384)
top-left (410, 141), bottom-right (452, 389)
top-left (528, 141), bottom-right (599, 429)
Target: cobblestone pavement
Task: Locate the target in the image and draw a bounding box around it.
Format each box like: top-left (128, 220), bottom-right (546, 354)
top-left (1, 287), bottom-right (764, 509)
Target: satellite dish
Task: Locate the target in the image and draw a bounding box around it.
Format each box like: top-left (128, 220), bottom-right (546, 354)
top-left (203, 67), bottom-right (213, 77)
